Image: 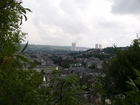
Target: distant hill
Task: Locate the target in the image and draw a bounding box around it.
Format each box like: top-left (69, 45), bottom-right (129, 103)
top-left (21, 44), bottom-right (89, 51)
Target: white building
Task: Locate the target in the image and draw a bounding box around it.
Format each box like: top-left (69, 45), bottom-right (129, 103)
top-left (95, 44), bottom-right (102, 49)
top-left (95, 44), bottom-right (98, 49)
top-left (99, 44), bottom-right (102, 49)
top-left (71, 43), bottom-right (76, 51)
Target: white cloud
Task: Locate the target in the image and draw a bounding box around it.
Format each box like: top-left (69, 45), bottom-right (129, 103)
top-left (21, 0), bottom-right (140, 48)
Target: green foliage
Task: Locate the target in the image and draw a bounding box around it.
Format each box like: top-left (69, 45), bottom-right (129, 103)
top-left (101, 38), bottom-right (140, 98)
top-left (40, 70), bottom-right (85, 105)
top-left (0, 68), bottom-right (43, 105)
top-left (103, 47), bottom-right (115, 54)
top-left (0, 1), bottom-right (44, 105)
top-left (77, 53), bottom-right (111, 60)
top-left (123, 69), bottom-right (140, 105)
top-left (51, 56), bottom-right (74, 68)
top-left (0, 0), bottom-right (28, 59)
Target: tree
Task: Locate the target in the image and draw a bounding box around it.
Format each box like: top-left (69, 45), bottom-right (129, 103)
top-left (101, 38), bottom-right (140, 98)
top-left (39, 70), bottom-right (86, 105)
top-left (0, 0), bottom-right (31, 55)
top-left (124, 69), bottom-right (140, 105)
top-left (0, 1), bottom-right (43, 104)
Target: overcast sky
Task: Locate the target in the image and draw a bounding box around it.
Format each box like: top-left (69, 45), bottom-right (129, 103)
top-left (21, 0), bottom-right (140, 48)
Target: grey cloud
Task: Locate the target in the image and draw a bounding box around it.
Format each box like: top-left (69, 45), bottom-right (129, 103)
top-left (111, 0), bottom-right (140, 14)
top-left (97, 21), bottom-right (120, 29)
top-left (32, 0), bottom-right (89, 35)
top-left (58, 19), bottom-right (89, 34)
top-left (73, 36), bottom-right (83, 43)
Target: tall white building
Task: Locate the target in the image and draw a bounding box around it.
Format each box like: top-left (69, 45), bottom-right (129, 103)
top-left (99, 44), bottom-right (102, 49)
top-left (71, 43), bottom-right (76, 51)
top-left (95, 44), bottom-right (98, 49)
top-left (95, 44), bottom-right (102, 49)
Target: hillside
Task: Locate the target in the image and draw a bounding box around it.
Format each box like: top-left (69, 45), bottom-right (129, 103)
top-left (21, 44), bottom-right (88, 51)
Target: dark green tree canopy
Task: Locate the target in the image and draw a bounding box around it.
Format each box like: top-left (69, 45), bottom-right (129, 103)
top-left (102, 38), bottom-right (140, 97)
top-left (0, 1), bottom-right (44, 105)
top-left (0, 0), bottom-right (31, 58)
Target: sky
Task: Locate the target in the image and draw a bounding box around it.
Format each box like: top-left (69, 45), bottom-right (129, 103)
top-left (21, 0), bottom-right (140, 48)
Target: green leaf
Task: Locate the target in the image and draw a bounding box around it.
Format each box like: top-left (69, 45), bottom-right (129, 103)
top-left (134, 78), bottom-right (140, 85)
top-left (70, 96), bottom-right (79, 102)
top-left (81, 85), bottom-right (87, 89)
top-left (72, 84), bottom-right (77, 90)
top-left (126, 77), bottom-right (138, 92)
top-left (20, 41), bottom-right (28, 53)
top-left (24, 15), bottom-right (27, 21)
top-left (21, 7), bottom-right (26, 14)
top-left (25, 8), bottom-right (32, 12)
top-left (16, 55), bottom-right (29, 63)
top-left (135, 69), bottom-right (140, 77)
top-left (20, 16), bottom-right (23, 25)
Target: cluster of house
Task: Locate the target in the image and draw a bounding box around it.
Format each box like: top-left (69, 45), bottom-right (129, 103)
top-left (23, 50), bottom-right (107, 104)
top-left (23, 51), bottom-right (103, 73)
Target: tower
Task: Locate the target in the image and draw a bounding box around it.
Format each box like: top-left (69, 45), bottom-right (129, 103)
top-left (99, 44), bottom-right (102, 49)
top-left (95, 44), bottom-right (98, 49)
top-left (71, 43), bottom-right (76, 51)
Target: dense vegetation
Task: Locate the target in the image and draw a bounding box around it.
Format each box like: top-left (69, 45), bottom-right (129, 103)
top-left (100, 38), bottom-right (140, 104)
top-left (0, 0), bottom-right (45, 104)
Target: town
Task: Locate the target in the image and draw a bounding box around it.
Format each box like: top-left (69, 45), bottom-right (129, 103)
top-left (21, 44), bottom-right (116, 103)
top-left (23, 44), bottom-right (114, 77)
